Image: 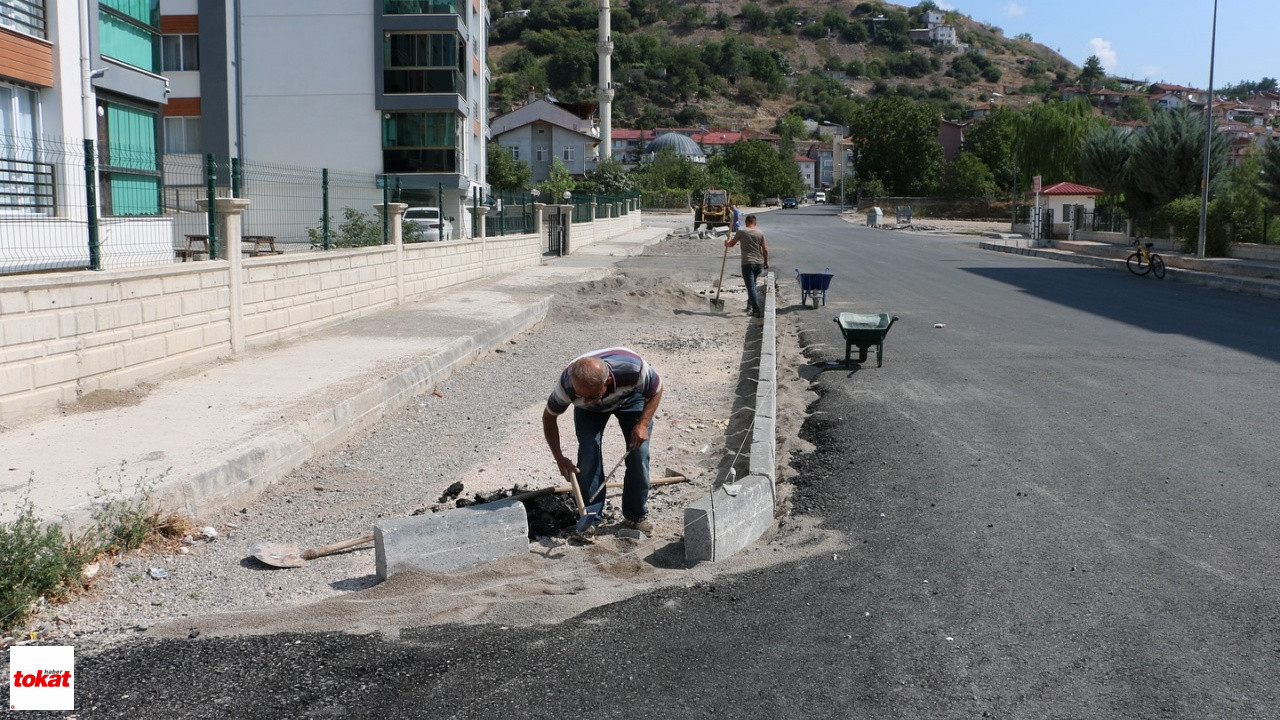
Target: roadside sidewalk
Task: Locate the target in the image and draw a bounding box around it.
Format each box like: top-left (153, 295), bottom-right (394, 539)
top-left (979, 239), bottom-right (1280, 299)
top-left (0, 227), bottom-right (669, 529)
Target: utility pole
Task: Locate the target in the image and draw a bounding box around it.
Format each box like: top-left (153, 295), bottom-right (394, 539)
top-left (1196, 0), bottom-right (1219, 258)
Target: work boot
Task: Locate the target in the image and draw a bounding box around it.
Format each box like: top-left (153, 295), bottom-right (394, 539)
top-left (620, 517), bottom-right (653, 534)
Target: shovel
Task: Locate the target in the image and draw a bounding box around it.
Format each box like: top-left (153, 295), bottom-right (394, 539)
top-left (710, 242), bottom-right (729, 312)
top-left (250, 533), bottom-right (374, 569)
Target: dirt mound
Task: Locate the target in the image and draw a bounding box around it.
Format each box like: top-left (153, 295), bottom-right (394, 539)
top-left (550, 275), bottom-right (706, 323)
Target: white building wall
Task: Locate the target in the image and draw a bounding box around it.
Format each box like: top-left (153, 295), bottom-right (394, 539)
top-left (237, 1), bottom-right (380, 172)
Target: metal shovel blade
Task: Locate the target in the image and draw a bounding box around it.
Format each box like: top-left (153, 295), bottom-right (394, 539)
top-left (250, 542), bottom-right (306, 568)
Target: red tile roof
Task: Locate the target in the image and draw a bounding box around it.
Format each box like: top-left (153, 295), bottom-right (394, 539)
top-left (1041, 182), bottom-right (1104, 196)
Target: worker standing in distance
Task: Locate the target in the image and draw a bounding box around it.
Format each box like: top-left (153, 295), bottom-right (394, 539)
top-left (726, 214), bottom-right (769, 318)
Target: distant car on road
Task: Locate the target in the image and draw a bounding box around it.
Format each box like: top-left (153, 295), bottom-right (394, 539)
top-left (813, 191), bottom-right (827, 204)
top-left (763, 197), bottom-right (781, 207)
top-left (782, 197), bottom-right (798, 209)
top-left (403, 207), bottom-right (453, 241)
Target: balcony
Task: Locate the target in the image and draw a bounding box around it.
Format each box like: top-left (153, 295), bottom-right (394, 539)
top-left (384, 68), bottom-right (465, 96)
top-left (0, 0), bottom-right (47, 38)
top-left (383, 148), bottom-right (460, 174)
top-left (383, 0), bottom-right (459, 15)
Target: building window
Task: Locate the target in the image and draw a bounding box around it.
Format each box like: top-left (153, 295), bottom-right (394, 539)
top-left (0, 0), bottom-right (47, 38)
top-left (383, 0), bottom-right (459, 15)
top-left (509, 146), bottom-right (519, 161)
top-left (100, 100), bottom-right (161, 216)
top-left (162, 34), bottom-right (199, 71)
top-left (0, 81), bottom-right (52, 215)
top-left (383, 33), bottom-right (465, 95)
top-left (381, 111), bottom-right (461, 173)
top-left (562, 146), bottom-right (574, 162)
top-left (99, 0), bottom-right (160, 73)
top-left (535, 145), bottom-right (547, 162)
top-left (163, 116), bottom-right (201, 154)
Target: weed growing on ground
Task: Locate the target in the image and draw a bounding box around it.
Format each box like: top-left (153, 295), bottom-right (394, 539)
top-left (0, 468), bottom-right (194, 635)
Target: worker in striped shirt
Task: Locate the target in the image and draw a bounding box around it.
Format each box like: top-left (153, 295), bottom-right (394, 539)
top-left (543, 347), bottom-right (663, 533)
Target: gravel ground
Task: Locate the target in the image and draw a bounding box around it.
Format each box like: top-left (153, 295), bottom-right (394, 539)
top-left (28, 228), bottom-right (830, 652)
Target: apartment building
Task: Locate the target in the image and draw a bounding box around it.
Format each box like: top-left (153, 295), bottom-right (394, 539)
top-left (158, 0), bottom-right (489, 232)
top-left (2, 0), bottom-right (173, 271)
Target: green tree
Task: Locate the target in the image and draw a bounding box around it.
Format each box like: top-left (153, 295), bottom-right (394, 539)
top-left (537, 158), bottom-right (576, 198)
top-left (546, 35), bottom-right (595, 90)
top-left (963, 107), bottom-right (1019, 190)
top-left (941, 152), bottom-right (1000, 201)
top-left (1013, 100), bottom-right (1107, 188)
top-left (1078, 125), bottom-right (1134, 205)
top-left (1126, 108), bottom-right (1230, 212)
top-left (742, 2), bottom-right (770, 31)
top-left (633, 148), bottom-right (708, 195)
top-left (1078, 54), bottom-right (1106, 92)
top-left (1259, 139), bottom-right (1280, 213)
top-left (1115, 95), bottom-right (1152, 123)
top-left (847, 96), bottom-right (944, 195)
top-left (723, 140), bottom-right (800, 203)
top-left (582, 158), bottom-right (634, 195)
top-left (487, 143), bottom-right (532, 191)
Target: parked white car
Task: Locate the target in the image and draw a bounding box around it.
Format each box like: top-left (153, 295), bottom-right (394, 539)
top-left (404, 207), bottom-right (453, 241)
top-left (813, 191), bottom-right (827, 204)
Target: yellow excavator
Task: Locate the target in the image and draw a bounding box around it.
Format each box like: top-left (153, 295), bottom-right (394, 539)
top-left (694, 188), bottom-right (734, 233)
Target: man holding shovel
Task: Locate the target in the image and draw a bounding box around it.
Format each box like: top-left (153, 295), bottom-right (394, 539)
top-left (726, 214), bottom-right (769, 318)
top-left (543, 348), bottom-right (663, 533)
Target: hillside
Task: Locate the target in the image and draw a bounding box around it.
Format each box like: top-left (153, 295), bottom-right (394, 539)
top-left (487, 0), bottom-right (1079, 131)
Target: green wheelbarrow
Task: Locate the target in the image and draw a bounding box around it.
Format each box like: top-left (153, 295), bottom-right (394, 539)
top-left (834, 313), bottom-right (899, 367)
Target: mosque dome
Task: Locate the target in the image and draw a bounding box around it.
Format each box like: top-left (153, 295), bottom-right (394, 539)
top-left (645, 133), bottom-right (706, 162)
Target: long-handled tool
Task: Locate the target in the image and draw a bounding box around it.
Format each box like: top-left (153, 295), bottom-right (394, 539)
top-left (710, 242), bottom-right (729, 312)
top-left (565, 469), bottom-right (596, 535)
top-left (250, 533), bottom-right (374, 569)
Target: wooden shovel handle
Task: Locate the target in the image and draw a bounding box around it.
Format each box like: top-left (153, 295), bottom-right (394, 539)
top-left (300, 533), bottom-right (375, 560)
top-left (566, 470), bottom-right (587, 518)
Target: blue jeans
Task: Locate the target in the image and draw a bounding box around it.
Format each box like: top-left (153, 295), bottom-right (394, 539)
top-left (574, 390), bottom-right (652, 522)
top-left (742, 263), bottom-right (764, 314)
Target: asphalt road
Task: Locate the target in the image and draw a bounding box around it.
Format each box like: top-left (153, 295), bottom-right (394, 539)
top-left (45, 208), bottom-right (1280, 719)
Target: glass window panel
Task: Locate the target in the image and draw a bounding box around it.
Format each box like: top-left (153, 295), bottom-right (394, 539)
top-left (162, 35), bottom-right (182, 71)
top-left (106, 104), bottom-right (157, 171)
top-left (101, 0), bottom-right (157, 25)
top-left (101, 12), bottom-right (159, 72)
top-left (109, 174), bottom-right (160, 215)
top-left (182, 35), bottom-right (199, 69)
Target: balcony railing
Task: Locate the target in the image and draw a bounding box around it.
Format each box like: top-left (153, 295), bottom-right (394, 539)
top-left (384, 68), bottom-right (466, 96)
top-left (382, 148), bottom-right (460, 174)
top-left (383, 0), bottom-right (459, 15)
top-left (0, 0), bottom-right (47, 38)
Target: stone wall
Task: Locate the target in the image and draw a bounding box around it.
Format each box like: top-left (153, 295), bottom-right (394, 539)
top-left (0, 205), bottom-right (641, 423)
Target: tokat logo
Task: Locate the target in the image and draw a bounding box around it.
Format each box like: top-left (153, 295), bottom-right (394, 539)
top-left (8, 646), bottom-right (75, 711)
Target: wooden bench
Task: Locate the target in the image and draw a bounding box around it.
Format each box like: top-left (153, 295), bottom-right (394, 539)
top-left (176, 234), bottom-right (209, 262)
top-left (243, 235), bottom-right (284, 256)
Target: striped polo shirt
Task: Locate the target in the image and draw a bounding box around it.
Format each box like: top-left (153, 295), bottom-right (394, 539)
top-left (546, 347), bottom-right (662, 414)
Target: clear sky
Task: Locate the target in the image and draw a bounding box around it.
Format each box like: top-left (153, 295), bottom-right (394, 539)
top-left (936, 0), bottom-right (1275, 89)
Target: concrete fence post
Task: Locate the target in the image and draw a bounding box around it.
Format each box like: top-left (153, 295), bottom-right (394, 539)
top-left (376, 202), bottom-right (409, 304)
top-left (197, 196), bottom-right (252, 353)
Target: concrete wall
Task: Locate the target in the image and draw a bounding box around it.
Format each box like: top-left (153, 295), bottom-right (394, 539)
top-left (1229, 243), bottom-right (1280, 262)
top-left (0, 206), bottom-right (644, 423)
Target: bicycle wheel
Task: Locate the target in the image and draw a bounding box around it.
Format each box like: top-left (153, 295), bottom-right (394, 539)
top-left (1126, 252), bottom-right (1150, 275)
top-left (1150, 254), bottom-right (1166, 279)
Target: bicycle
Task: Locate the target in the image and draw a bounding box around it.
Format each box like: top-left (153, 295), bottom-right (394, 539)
top-left (1126, 239), bottom-right (1166, 279)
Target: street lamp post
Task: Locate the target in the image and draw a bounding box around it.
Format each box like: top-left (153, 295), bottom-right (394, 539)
top-left (1196, 0), bottom-right (1219, 258)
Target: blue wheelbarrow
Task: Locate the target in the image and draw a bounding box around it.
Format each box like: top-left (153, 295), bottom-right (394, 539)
top-left (796, 268), bottom-right (833, 308)
top-left (834, 312), bottom-right (898, 367)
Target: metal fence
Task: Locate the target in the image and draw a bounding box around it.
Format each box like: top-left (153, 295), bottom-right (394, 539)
top-left (1074, 206), bottom-right (1128, 234)
top-left (471, 189), bottom-right (537, 237)
top-left (1, 135), bottom-right (183, 275)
